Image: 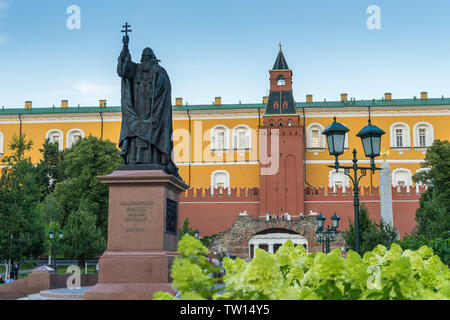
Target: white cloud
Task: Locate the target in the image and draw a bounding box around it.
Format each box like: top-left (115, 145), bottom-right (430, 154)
top-left (0, 0), bottom-right (8, 11)
top-left (0, 35), bottom-right (8, 45)
top-left (71, 80), bottom-right (117, 97)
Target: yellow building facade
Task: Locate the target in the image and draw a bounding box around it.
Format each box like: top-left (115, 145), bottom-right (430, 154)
top-left (0, 93), bottom-right (449, 192)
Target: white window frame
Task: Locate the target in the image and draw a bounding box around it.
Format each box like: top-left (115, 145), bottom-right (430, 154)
top-left (211, 170), bottom-right (230, 195)
top-left (232, 125), bottom-right (252, 151)
top-left (413, 122), bottom-right (434, 148)
top-left (390, 122), bottom-right (411, 148)
top-left (210, 125), bottom-right (230, 151)
top-left (306, 123), bottom-right (326, 150)
top-left (392, 168), bottom-right (413, 192)
top-left (46, 129), bottom-right (64, 151)
top-left (328, 169), bottom-right (350, 193)
top-left (66, 129), bottom-right (85, 149)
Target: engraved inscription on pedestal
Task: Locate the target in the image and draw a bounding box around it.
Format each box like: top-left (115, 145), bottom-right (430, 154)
top-left (120, 201), bottom-right (154, 233)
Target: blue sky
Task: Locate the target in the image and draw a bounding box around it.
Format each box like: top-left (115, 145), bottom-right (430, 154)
top-left (0, 0), bottom-right (449, 108)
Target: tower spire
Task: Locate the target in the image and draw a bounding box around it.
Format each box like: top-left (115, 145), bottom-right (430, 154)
top-left (273, 43), bottom-right (289, 70)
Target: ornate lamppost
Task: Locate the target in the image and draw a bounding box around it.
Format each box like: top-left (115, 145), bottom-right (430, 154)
top-left (316, 213), bottom-right (341, 253)
top-left (49, 230), bottom-right (63, 270)
top-left (322, 117), bottom-right (385, 255)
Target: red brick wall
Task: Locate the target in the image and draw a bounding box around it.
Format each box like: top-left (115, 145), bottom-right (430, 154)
top-left (179, 187), bottom-right (260, 236)
top-left (179, 186), bottom-right (425, 238)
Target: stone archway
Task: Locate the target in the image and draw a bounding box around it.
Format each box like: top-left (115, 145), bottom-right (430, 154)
top-left (248, 230), bottom-right (308, 259)
top-left (209, 215), bottom-right (341, 261)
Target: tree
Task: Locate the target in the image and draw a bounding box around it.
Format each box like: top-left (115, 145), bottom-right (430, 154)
top-left (37, 193), bottom-right (65, 226)
top-left (35, 138), bottom-right (65, 199)
top-left (61, 198), bottom-right (106, 268)
top-left (399, 140), bottom-right (450, 264)
top-left (52, 135), bottom-right (123, 237)
top-left (0, 135), bottom-right (46, 274)
top-left (412, 140), bottom-right (450, 238)
top-left (343, 204), bottom-right (398, 255)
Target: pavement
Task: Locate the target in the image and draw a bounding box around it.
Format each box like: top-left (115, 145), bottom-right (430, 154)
top-left (18, 286), bottom-right (93, 300)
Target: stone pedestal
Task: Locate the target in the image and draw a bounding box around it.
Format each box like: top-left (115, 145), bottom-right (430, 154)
top-left (85, 170), bottom-right (188, 300)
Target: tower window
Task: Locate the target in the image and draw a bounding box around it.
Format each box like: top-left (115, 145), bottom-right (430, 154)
top-left (276, 75), bottom-right (285, 86)
top-left (282, 101), bottom-right (288, 109)
top-left (278, 120), bottom-right (283, 127)
top-left (273, 101), bottom-right (279, 109)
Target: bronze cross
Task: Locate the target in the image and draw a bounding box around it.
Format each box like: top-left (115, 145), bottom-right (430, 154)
top-left (121, 22), bottom-right (132, 37)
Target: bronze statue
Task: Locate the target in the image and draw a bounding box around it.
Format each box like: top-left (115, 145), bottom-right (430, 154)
top-left (117, 23), bottom-right (180, 179)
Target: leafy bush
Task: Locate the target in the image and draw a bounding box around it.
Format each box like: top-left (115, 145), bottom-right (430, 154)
top-left (154, 235), bottom-right (450, 300)
top-left (343, 204), bottom-right (398, 255)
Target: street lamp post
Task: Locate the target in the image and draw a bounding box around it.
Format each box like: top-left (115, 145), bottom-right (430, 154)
top-left (49, 230), bottom-right (63, 271)
top-left (322, 117), bottom-right (385, 255)
top-left (315, 213), bottom-right (340, 253)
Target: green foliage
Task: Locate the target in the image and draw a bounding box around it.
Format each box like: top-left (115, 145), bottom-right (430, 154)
top-left (153, 234), bottom-right (221, 300)
top-left (52, 135), bottom-right (123, 237)
top-left (61, 198), bottom-right (106, 268)
top-left (343, 204), bottom-right (398, 254)
top-left (155, 237), bottom-right (450, 300)
top-left (413, 140), bottom-right (450, 209)
top-left (178, 217), bottom-right (195, 238)
top-left (400, 140), bottom-right (450, 264)
top-left (35, 138), bottom-right (65, 199)
top-left (37, 194), bottom-right (65, 226)
top-left (0, 135), bottom-right (46, 262)
top-left (399, 231), bottom-right (450, 265)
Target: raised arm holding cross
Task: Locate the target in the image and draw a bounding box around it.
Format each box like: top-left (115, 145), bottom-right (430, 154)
top-left (121, 22), bottom-right (132, 47)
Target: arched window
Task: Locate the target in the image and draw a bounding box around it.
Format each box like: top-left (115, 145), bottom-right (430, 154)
top-left (0, 131), bottom-right (4, 156)
top-left (46, 129), bottom-right (64, 151)
top-left (66, 129), bottom-right (85, 149)
top-left (276, 75), bottom-right (285, 86)
top-left (413, 122), bottom-right (434, 148)
top-left (210, 125), bottom-right (229, 151)
top-left (211, 170), bottom-right (230, 195)
top-left (392, 168), bottom-right (412, 192)
top-left (329, 169), bottom-right (349, 193)
top-left (282, 101), bottom-right (288, 109)
top-left (233, 125), bottom-right (251, 150)
top-left (390, 123), bottom-right (411, 148)
top-left (273, 101), bottom-right (279, 109)
top-left (306, 123), bottom-right (326, 150)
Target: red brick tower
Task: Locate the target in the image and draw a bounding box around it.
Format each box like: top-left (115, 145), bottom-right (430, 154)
top-left (259, 44), bottom-right (305, 216)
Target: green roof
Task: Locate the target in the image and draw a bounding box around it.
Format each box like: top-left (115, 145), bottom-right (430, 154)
top-left (0, 97), bottom-right (449, 115)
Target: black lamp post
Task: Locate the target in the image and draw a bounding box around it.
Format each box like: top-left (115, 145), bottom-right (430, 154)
top-left (322, 116), bottom-right (385, 255)
top-left (315, 213), bottom-right (340, 253)
top-left (49, 230), bottom-right (63, 270)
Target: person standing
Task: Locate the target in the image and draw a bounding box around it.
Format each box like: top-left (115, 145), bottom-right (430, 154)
top-left (12, 263), bottom-right (19, 280)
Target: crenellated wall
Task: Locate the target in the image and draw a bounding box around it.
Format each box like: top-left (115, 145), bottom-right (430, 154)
top-left (178, 185), bottom-right (425, 238)
top-left (179, 187), bottom-right (260, 236)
